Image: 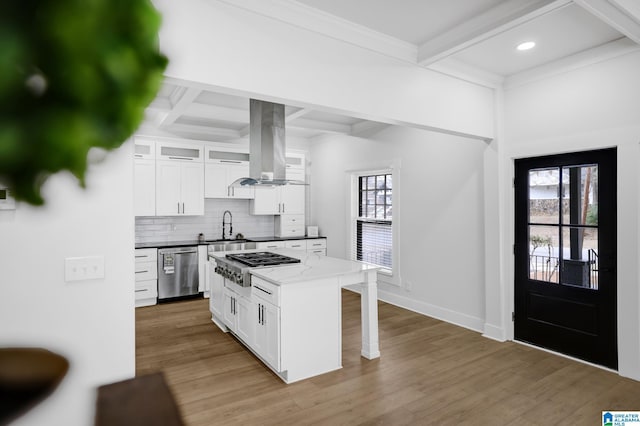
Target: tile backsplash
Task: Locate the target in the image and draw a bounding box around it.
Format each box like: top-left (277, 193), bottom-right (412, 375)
top-left (135, 199), bottom-right (276, 243)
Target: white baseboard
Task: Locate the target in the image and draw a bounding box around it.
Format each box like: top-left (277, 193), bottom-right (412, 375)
top-left (345, 285), bottom-right (485, 333)
top-left (482, 323), bottom-right (507, 342)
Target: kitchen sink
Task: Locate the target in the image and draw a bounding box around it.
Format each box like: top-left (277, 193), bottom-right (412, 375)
top-left (207, 239), bottom-right (256, 252)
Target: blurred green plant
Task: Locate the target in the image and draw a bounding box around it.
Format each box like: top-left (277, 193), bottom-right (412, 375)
top-left (0, 0), bottom-right (168, 205)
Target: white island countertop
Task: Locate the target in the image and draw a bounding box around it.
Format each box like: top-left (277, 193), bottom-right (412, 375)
top-left (250, 249), bottom-right (380, 285)
top-left (210, 248), bottom-right (380, 285)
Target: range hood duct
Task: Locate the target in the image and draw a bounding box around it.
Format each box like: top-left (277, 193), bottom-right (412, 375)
top-left (231, 99), bottom-right (305, 187)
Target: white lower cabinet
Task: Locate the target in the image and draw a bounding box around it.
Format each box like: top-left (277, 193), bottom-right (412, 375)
top-left (223, 287), bottom-right (254, 345)
top-left (252, 278), bottom-right (281, 371)
top-left (253, 299), bottom-right (280, 371)
top-left (307, 238), bottom-right (327, 256)
top-left (135, 248), bottom-right (158, 307)
top-left (255, 241), bottom-right (285, 250)
top-left (209, 261), bottom-right (224, 320)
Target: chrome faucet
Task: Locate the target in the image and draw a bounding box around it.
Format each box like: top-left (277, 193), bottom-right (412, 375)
top-left (222, 210), bottom-right (233, 240)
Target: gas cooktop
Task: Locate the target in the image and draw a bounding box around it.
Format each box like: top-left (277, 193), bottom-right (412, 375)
top-left (225, 252), bottom-right (301, 268)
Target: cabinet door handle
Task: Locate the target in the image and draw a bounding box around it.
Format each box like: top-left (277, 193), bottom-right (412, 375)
top-left (182, 203), bottom-right (185, 214)
top-left (177, 202), bottom-right (180, 214)
top-left (261, 305), bottom-right (265, 325)
top-left (282, 203), bottom-right (285, 213)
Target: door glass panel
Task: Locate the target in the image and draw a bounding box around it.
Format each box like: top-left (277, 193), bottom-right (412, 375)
top-left (561, 227), bottom-right (599, 289)
top-left (529, 168), bottom-right (560, 224)
top-left (529, 225), bottom-right (559, 283)
top-left (562, 165), bottom-right (597, 225)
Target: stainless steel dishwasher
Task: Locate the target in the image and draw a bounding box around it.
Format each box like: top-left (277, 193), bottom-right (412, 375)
top-left (157, 246), bottom-right (199, 300)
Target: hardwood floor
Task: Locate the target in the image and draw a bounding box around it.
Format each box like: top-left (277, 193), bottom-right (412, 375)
top-left (136, 290), bottom-right (640, 425)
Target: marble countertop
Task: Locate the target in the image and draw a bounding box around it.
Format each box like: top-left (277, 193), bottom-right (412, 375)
top-left (211, 249), bottom-right (379, 285)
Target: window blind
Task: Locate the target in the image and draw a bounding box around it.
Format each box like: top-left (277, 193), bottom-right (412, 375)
top-left (352, 173), bottom-right (392, 271)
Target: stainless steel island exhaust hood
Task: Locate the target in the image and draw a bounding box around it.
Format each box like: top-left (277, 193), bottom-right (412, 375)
top-left (231, 99), bottom-right (305, 187)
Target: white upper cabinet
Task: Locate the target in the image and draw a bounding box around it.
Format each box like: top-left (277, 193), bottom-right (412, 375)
top-left (155, 141), bottom-right (204, 216)
top-left (134, 137), bottom-right (156, 160)
top-left (250, 153), bottom-right (306, 215)
top-left (134, 158), bottom-right (156, 216)
top-left (204, 148), bottom-right (254, 199)
top-left (134, 137), bottom-right (156, 216)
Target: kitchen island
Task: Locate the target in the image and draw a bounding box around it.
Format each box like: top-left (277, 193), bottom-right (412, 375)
top-left (208, 249), bottom-right (380, 383)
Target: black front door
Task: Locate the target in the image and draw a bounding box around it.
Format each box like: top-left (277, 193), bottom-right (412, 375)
top-left (514, 148), bottom-right (617, 369)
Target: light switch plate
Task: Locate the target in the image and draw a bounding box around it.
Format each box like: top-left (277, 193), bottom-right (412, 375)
top-left (65, 256), bottom-right (105, 282)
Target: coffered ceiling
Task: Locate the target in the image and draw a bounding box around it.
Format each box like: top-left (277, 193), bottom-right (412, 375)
top-left (143, 0), bottom-right (640, 142)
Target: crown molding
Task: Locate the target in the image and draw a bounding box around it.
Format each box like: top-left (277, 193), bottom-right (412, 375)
top-left (417, 0), bottom-right (572, 66)
top-left (428, 58), bottom-right (505, 89)
top-left (574, 0), bottom-right (640, 44)
top-left (504, 37), bottom-right (640, 89)
top-left (216, 0), bottom-right (417, 63)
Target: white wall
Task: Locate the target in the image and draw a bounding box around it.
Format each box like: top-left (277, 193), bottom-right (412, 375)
top-left (501, 51), bottom-right (640, 380)
top-left (310, 126), bottom-right (488, 331)
top-left (152, 0), bottom-right (495, 140)
top-left (0, 144), bottom-right (135, 425)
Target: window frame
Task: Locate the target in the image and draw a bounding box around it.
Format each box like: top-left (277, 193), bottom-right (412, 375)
top-left (348, 166), bottom-right (400, 286)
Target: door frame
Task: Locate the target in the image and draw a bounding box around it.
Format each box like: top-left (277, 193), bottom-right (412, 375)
top-left (496, 139), bottom-right (640, 380)
top-left (513, 148), bottom-right (617, 369)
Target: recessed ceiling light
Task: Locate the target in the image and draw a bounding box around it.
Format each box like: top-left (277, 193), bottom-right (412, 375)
top-left (517, 41), bottom-right (536, 51)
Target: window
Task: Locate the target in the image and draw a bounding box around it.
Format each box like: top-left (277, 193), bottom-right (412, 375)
top-left (353, 173), bottom-right (393, 271)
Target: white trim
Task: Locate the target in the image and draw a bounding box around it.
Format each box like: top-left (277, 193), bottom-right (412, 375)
top-left (347, 286), bottom-right (485, 333)
top-left (216, 0), bottom-right (417, 63)
top-left (504, 37), bottom-right (640, 90)
top-left (346, 162), bottom-right (401, 287)
top-left (574, 0), bottom-right (640, 44)
top-left (482, 323), bottom-right (507, 342)
top-left (514, 340), bottom-right (618, 373)
top-left (417, 0), bottom-right (573, 65)
top-left (428, 58), bottom-right (505, 89)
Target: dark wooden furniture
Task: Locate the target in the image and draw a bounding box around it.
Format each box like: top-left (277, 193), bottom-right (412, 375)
top-left (95, 372), bottom-right (183, 426)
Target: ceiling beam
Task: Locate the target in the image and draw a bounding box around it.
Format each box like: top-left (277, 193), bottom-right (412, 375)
top-left (182, 103), bottom-right (248, 123)
top-left (573, 0), bottom-right (640, 44)
top-left (164, 123), bottom-right (242, 139)
top-left (157, 87), bottom-right (202, 127)
top-left (285, 107), bottom-right (311, 122)
top-left (288, 118), bottom-right (352, 135)
top-left (350, 121), bottom-right (389, 137)
top-left (417, 0), bottom-right (572, 66)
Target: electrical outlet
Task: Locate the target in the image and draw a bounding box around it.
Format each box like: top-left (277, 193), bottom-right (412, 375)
top-left (65, 256), bottom-right (105, 282)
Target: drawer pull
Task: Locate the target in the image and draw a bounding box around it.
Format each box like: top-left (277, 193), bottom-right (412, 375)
top-left (135, 270), bottom-right (148, 274)
top-left (135, 289), bottom-right (148, 293)
top-left (254, 285), bottom-right (272, 295)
